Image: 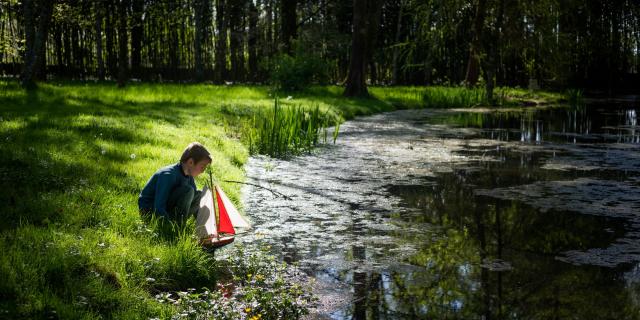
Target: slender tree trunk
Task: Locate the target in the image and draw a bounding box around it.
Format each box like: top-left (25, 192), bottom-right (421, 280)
top-left (21, 0), bottom-right (55, 89)
top-left (280, 0), bottom-right (296, 54)
top-left (215, 0), bottom-right (227, 82)
top-left (117, 0), bottom-right (129, 87)
top-left (391, 0), bottom-right (405, 85)
top-left (130, 0), bottom-right (143, 79)
top-left (169, 0), bottom-right (179, 80)
top-left (95, 1), bottom-right (105, 81)
top-left (194, 0), bottom-right (205, 81)
top-left (228, 0), bottom-right (245, 82)
top-left (106, 0), bottom-right (117, 78)
top-left (248, 1), bottom-right (258, 80)
top-left (71, 27), bottom-right (80, 77)
top-left (265, 0), bottom-right (273, 56)
top-left (20, 0), bottom-right (36, 87)
top-left (464, 0), bottom-right (487, 87)
top-left (0, 5), bottom-right (4, 64)
top-left (483, 0), bottom-right (504, 104)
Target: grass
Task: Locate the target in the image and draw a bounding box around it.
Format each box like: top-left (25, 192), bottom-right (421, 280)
top-left (0, 79), bottom-right (568, 318)
top-left (244, 98), bottom-right (340, 157)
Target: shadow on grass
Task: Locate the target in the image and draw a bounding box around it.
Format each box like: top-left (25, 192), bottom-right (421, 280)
top-left (0, 83), bottom-right (206, 231)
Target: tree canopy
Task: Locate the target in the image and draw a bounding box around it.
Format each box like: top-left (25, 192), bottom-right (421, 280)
top-left (1, 0), bottom-right (638, 93)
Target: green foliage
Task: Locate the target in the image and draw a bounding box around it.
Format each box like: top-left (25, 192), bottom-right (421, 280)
top-left (244, 97), bottom-right (340, 158)
top-left (155, 246), bottom-right (315, 320)
top-left (268, 53), bottom-right (329, 91)
top-left (422, 86), bottom-right (487, 108)
top-left (566, 88), bottom-right (584, 107)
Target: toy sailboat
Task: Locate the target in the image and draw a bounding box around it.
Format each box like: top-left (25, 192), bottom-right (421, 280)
top-left (196, 185), bottom-right (251, 248)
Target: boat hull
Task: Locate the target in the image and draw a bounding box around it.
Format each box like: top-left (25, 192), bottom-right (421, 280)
top-left (201, 235), bottom-right (235, 248)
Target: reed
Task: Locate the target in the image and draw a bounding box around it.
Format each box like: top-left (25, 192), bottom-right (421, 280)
top-left (245, 97), bottom-right (340, 158)
top-left (422, 86), bottom-right (487, 108)
top-left (566, 88), bottom-right (585, 107)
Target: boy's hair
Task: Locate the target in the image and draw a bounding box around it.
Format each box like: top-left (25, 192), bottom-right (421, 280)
top-left (180, 142), bottom-right (212, 163)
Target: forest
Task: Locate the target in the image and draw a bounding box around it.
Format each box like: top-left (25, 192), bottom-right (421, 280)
top-left (2, 1), bottom-right (640, 319)
top-left (2, 0), bottom-right (639, 95)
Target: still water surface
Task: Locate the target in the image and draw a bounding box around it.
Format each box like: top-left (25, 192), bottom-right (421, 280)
top-left (238, 101), bottom-right (640, 319)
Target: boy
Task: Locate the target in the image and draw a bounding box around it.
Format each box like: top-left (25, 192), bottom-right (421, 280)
top-left (138, 142), bottom-right (212, 222)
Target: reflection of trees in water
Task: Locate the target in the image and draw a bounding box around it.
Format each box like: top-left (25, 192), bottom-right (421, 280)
top-left (434, 105), bottom-right (640, 144)
top-left (375, 167), bottom-right (640, 319)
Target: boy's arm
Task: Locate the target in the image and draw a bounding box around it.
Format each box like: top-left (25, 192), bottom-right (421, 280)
top-left (153, 172), bottom-right (175, 218)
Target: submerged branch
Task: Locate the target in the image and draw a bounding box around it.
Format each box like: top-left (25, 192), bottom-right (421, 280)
top-left (222, 180), bottom-right (293, 200)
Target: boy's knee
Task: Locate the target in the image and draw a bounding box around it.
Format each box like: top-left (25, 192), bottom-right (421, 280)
top-left (175, 185), bottom-right (195, 200)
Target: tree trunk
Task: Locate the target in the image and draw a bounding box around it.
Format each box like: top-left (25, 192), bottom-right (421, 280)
top-left (265, 0), bottom-right (273, 56)
top-left (248, 1), bottom-right (259, 80)
top-left (106, 0), bottom-right (117, 78)
top-left (117, 0), bottom-right (129, 87)
top-left (483, 0), bottom-right (504, 104)
top-left (228, 0), bottom-right (244, 82)
top-left (71, 27), bottom-right (80, 77)
top-left (95, 1), bottom-right (105, 81)
top-left (194, 0), bottom-right (205, 81)
top-left (214, 0), bottom-right (227, 82)
top-left (391, 0), bottom-right (405, 85)
top-left (280, 0), bottom-right (296, 54)
top-left (130, 0), bottom-right (143, 79)
top-left (53, 26), bottom-right (62, 71)
top-left (464, 0), bottom-right (487, 87)
top-left (343, 0), bottom-right (380, 97)
top-left (20, 0), bottom-right (36, 87)
top-left (20, 0), bottom-right (55, 89)
top-left (169, 0), bottom-right (179, 80)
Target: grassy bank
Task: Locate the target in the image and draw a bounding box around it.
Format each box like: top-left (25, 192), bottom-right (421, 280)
top-left (0, 80), bottom-right (567, 318)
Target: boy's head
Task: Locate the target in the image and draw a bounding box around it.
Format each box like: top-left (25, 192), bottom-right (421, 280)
top-left (180, 142), bottom-right (212, 177)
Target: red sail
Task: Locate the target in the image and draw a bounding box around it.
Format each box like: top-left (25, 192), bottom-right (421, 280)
top-left (216, 188), bottom-right (236, 235)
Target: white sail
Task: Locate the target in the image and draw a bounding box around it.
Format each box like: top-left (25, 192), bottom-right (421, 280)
top-left (195, 186), bottom-right (218, 239)
top-left (215, 186), bottom-right (252, 230)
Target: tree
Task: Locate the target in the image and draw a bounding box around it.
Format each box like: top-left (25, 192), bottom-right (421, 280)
top-left (280, 0), bottom-right (297, 53)
top-left (117, 0), bottom-right (129, 87)
top-left (194, 0), bottom-right (211, 82)
top-left (248, 1), bottom-right (259, 79)
top-left (20, 0), bottom-right (55, 89)
top-left (130, 0), bottom-right (144, 79)
top-left (94, 0), bottom-right (105, 81)
top-left (464, 0), bottom-right (488, 87)
top-left (214, 0), bottom-right (228, 82)
top-left (343, 0), bottom-right (381, 97)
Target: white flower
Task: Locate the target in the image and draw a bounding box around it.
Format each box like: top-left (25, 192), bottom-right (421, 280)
top-left (146, 277), bottom-right (156, 282)
top-left (285, 95), bottom-right (293, 101)
top-left (101, 149), bottom-right (106, 155)
top-left (130, 153), bottom-right (136, 159)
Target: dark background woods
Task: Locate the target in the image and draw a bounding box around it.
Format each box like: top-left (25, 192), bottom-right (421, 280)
top-left (3, 0), bottom-right (640, 94)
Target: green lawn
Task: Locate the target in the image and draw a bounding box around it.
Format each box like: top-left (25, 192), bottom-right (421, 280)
top-left (0, 80), bottom-right (567, 318)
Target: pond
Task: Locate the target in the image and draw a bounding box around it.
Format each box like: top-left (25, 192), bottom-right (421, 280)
top-left (237, 100), bottom-right (640, 319)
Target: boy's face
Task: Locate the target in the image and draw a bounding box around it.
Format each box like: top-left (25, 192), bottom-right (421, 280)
top-left (186, 158), bottom-right (210, 177)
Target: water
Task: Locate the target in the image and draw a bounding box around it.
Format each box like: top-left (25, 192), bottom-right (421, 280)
top-left (237, 101), bottom-right (640, 319)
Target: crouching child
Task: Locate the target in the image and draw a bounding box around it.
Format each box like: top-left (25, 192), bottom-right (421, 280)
top-left (138, 142), bottom-right (212, 224)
